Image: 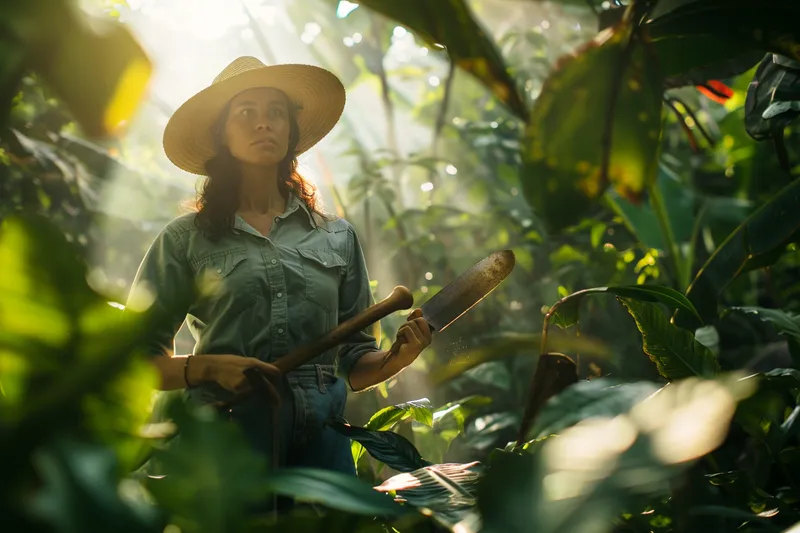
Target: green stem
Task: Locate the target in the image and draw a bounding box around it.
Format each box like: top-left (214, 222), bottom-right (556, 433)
top-left (684, 201), bottom-right (708, 291)
top-left (541, 288), bottom-right (605, 355)
top-left (649, 179), bottom-right (685, 290)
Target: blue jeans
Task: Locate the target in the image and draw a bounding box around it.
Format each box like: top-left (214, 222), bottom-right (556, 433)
top-left (221, 364), bottom-right (355, 511)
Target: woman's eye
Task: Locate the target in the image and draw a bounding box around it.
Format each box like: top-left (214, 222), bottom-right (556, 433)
top-left (240, 108), bottom-right (254, 116)
top-left (270, 108), bottom-right (284, 118)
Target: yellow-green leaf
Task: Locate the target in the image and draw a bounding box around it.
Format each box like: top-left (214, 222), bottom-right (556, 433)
top-left (11, 1), bottom-right (152, 137)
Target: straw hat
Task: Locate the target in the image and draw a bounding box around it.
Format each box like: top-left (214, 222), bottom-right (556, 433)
top-left (163, 56), bottom-right (346, 175)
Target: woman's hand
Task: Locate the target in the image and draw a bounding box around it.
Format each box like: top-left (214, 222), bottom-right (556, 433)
top-left (201, 354), bottom-right (281, 403)
top-left (393, 308), bottom-right (433, 367)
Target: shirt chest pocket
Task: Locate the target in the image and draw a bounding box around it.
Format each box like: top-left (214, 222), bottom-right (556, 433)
top-left (193, 249), bottom-right (251, 312)
top-left (297, 248), bottom-right (346, 312)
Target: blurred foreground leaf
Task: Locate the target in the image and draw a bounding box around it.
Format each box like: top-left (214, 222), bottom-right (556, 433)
top-left (0, 214), bottom-right (156, 471)
top-left (356, 0), bottom-right (528, 122)
top-left (29, 438), bottom-right (160, 533)
top-left (145, 400), bottom-right (270, 533)
top-left (647, 1), bottom-right (800, 62)
top-left (675, 177), bottom-right (800, 330)
top-left (1, 0), bottom-right (152, 136)
top-left (480, 375), bottom-right (757, 533)
top-left (525, 378), bottom-right (660, 442)
top-left (263, 468), bottom-right (407, 517)
top-left (521, 10), bottom-right (663, 232)
top-left (619, 298), bottom-right (720, 380)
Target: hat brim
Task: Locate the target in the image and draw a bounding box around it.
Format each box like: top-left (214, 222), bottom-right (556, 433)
top-left (163, 64), bottom-right (345, 176)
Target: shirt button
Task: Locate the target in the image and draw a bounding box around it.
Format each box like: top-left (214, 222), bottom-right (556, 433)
top-left (277, 292), bottom-right (283, 298)
top-left (271, 259), bottom-right (277, 264)
top-left (216, 268), bottom-right (221, 274)
top-left (274, 217), bottom-right (279, 223)
top-left (278, 328), bottom-right (284, 334)
top-left (322, 261), bottom-right (327, 265)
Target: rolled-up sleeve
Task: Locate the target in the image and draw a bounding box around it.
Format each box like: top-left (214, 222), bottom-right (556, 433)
top-left (127, 225), bottom-right (192, 357)
top-left (336, 224), bottom-right (380, 385)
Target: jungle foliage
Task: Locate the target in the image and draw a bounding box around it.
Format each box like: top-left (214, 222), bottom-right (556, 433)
top-left (2, 0), bottom-right (800, 532)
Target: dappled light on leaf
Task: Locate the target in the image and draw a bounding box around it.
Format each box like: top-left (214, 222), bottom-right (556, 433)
top-left (351, 398), bottom-right (433, 466)
top-left (527, 379), bottom-right (660, 441)
top-left (619, 297), bottom-right (720, 379)
top-left (628, 375), bottom-right (757, 464)
top-left (521, 15), bottom-right (663, 232)
top-left (481, 374), bottom-right (758, 533)
top-left (542, 416), bottom-right (638, 500)
top-left (22, 3), bottom-right (153, 137)
top-left (103, 57), bottom-right (152, 135)
top-left (0, 214), bottom-right (156, 477)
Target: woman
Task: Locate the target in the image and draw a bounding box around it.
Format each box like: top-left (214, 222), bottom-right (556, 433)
top-left (128, 56), bottom-right (431, 478)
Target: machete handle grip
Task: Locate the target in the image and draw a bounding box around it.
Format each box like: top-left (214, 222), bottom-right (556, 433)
top-left (273, 285), bottom-right (414, 374)
top-left (385, 318), bottom-right (434, 361)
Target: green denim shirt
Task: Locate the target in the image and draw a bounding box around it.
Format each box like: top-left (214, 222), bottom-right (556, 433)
top-left (128, 192), bottom-right (379, 402)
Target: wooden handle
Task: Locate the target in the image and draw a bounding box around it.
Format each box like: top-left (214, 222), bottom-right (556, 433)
top-left (273, 285), bottom-right (414, 373)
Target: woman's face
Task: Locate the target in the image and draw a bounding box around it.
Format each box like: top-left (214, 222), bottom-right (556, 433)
top-left (223, 87), bottom-right (292, 167)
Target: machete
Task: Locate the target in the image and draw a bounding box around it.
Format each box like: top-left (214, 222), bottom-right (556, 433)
top-left (384, 249), bottom-right (516, 360)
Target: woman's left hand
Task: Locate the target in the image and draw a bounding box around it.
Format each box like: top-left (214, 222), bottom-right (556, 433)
top-left (394, 308), bottom-right (433, 366)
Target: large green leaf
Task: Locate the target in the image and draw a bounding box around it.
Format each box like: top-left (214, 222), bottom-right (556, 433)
top-left (354, 0), bottom-right (527, 122)
top-left (675, 177), bottom-right (800, 330)
top-left (1, 0), bottom-right (151, 136)
top-left (328, 419), bottom-right (432, 473)
top-left (526, 379), bottom-right (660, 441)
top-left (27, 439), bottom-right (160, 533)
top-left (550, 283), bottom-right (702, 330)
top-left (657, 39), bottom-right (764, 86)
top-left (374, 462), bottom-right (483, 531)
top-left (352, 398), bottom-right (433, 466)
top-left (520, 12), bottom-right (663, 232)
top-left (145, 401), bottom-right (270, 533)
top-left (646, 1), bottom-right (800, 62)
top-left (618, 298), bottom-right (720, 379)
top-left (730, 306), bottom-right (800, 364)
top-left (0, 214), bottom-right (157, 471)
top-left (262, 467), bottom-right (407, 517)
top-left (480, 375), bottom-right (756, 533)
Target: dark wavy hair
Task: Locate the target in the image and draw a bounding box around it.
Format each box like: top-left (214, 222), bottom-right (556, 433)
top-left (188, 93), bottom-right (328, 241)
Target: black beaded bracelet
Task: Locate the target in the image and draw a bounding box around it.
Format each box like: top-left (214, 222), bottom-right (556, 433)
top-left (184, 355), bottom-right (194, 388)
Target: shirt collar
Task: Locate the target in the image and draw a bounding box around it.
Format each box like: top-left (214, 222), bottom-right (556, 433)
top-left (283, 190), bottom-right (318, 229)
top-left (232, 190), bottom-right (319, 236)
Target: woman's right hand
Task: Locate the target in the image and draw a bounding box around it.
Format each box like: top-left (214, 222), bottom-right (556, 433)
top-left (200, 354), bottom-right (281, 403)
